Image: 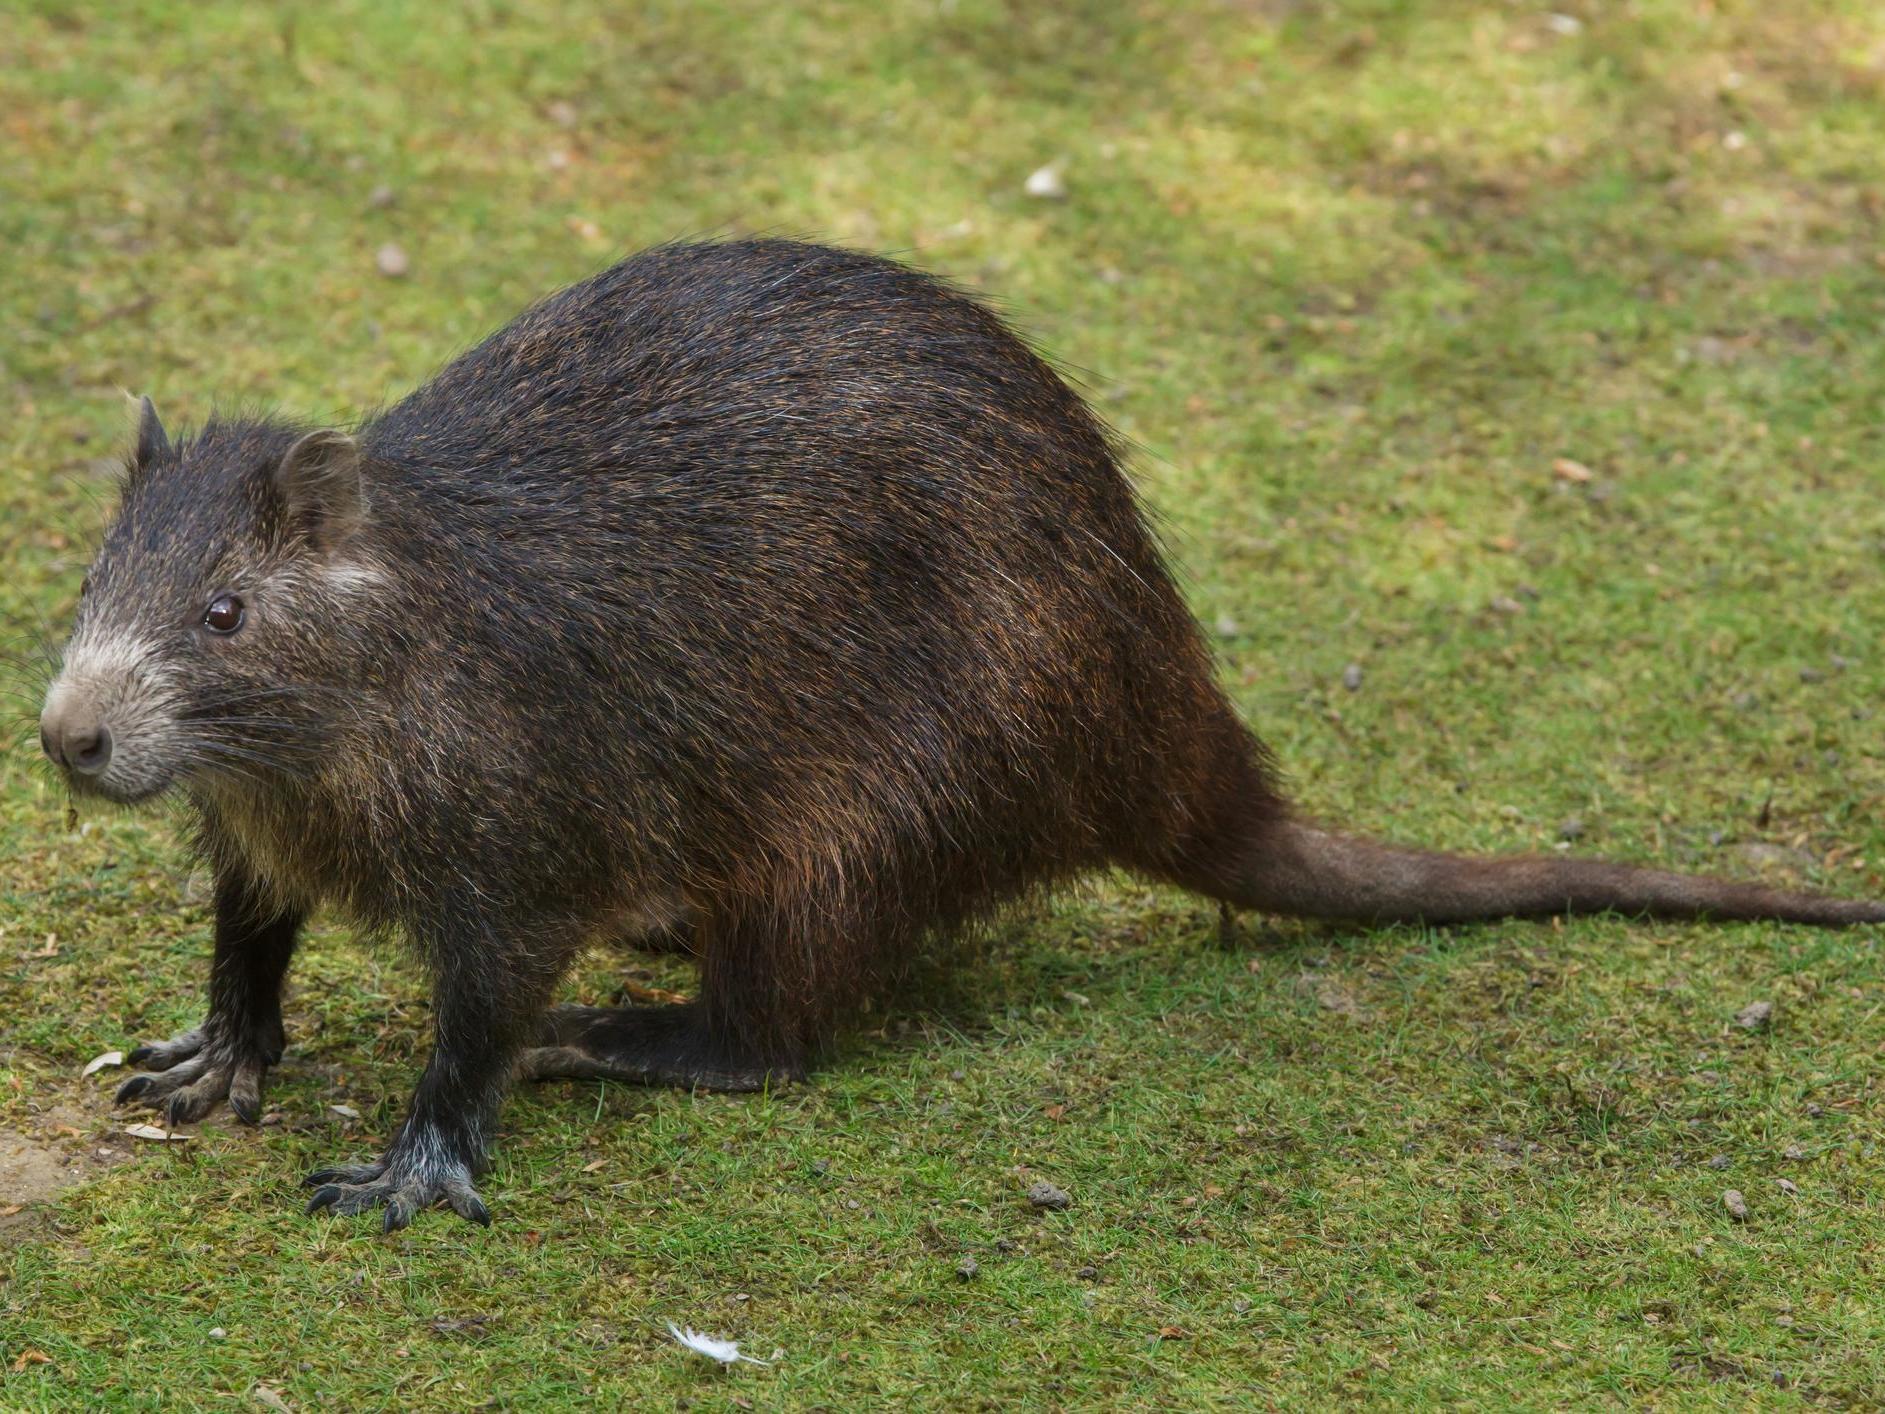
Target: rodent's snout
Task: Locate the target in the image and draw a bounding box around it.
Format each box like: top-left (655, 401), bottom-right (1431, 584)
top-left (40, 698), bottom-right (114, 777)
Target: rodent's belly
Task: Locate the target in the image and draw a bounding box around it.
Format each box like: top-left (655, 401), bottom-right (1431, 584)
top-left (593, 891), bottom-right (693, 949)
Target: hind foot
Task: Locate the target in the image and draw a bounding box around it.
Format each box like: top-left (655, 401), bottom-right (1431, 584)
top-left (519, 1004), bottom-right (798, 1092)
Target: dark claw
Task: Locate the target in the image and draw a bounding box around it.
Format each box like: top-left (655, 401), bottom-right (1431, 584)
top-left (126, 1044), bottom-right (156, 1066)
top-left (460, 1195), bottom-right (492, 1228)
top-left (383, 1198), bottom-right (415, 1233)
top-left (228, 1060), bottom-right (264, 1125)
top-left (114, 1074), bottom-right (153, 1104)
top-left (306, 1185), bottom-right (343, 1214)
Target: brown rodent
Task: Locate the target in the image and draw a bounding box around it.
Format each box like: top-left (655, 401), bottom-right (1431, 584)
top-left (39, 239), bottom-right (1881, 1229)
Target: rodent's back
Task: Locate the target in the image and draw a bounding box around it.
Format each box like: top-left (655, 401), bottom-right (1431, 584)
top-left (356, 241), bottom-right (1249, 918)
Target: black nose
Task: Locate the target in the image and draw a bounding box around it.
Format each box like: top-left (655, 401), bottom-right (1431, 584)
top-left (67, 722), bottom-right (113, 774)
top-left (41, 710), bottom-right (113, 776)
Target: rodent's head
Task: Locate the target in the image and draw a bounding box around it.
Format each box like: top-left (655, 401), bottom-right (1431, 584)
top-left (40, 398), bottom-right (382, 804)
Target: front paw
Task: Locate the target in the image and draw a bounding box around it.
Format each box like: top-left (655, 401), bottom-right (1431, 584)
top-left (114, 1029), bottom-right (274, 1126)
top-left (304, 1154), bottom-right (492, 1231)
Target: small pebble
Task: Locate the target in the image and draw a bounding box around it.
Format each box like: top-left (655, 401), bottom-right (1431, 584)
top-left (994, 1237), bottom-right (1016, 1254)
top-left (1806, 1102), bottom-right (1823, 1117)
top-left (1776, 1178), bottom-right (1798, 1196)
top-left (367, 183), bottom-right (396, 210)
top-left (1706, 1154), bottom-right (1730, 1170)
top-left (375, 242), bottom-right (410, 278)
top-left (208, 1327), bottom-right (227, 1340)
top-left (1558, 816), bottom-right (1585, 843)
top-left (1076, 1265), bottom-right (1098, 1280)
top-left (1341, 663), bottom-right (1363, 692)
top-left (955, 1255), bottom-right (978, 1281)
top-left (1027, 1180), bottom-right (1071, 1210)
top-left (1723, 1189), bottom-right (1749, 1222)
top-left (1783, 1143), bottom-right (1805, 1161)
top-left (1735, 999), bottom-right (1774, 1030)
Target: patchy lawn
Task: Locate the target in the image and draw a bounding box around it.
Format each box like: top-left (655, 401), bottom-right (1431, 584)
top-left (4, 0), bottom-right (1885, 1406)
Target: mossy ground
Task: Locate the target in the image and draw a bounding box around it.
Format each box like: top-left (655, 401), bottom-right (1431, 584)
top-left (4, 1), bottom-right (1885, 1407)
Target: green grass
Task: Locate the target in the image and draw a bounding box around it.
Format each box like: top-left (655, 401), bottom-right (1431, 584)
top-left (4, 0), bottom-right (1885, 1406)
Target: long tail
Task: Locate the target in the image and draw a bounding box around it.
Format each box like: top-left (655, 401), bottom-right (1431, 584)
top-left (1216, 818), bottom-right (1885, 927)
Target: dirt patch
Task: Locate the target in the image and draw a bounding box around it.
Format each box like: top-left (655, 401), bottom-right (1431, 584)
top-left (0, 1131), bottom-right (86, 1207)
top-left (0, 1101), bottom-right (136, 1220)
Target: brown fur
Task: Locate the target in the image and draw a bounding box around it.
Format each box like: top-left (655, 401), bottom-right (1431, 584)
top-left (43, 239), bottom-right (1883, 1229)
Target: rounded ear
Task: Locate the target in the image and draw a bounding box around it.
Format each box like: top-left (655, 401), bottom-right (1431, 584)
top-left (132, 395), bottom-right (171, 470)
top-left (274, 429), bottom-right (366, 551)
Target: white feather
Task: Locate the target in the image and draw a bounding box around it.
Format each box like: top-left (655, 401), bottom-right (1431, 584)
top-left (667, 1322), bottom-right (769, 1365)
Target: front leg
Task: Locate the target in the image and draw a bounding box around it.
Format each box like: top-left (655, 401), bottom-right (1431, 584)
top-left (305, 938), bottom-right (559, 1231)
top-left (116, 868), bottom-right (301, 1126)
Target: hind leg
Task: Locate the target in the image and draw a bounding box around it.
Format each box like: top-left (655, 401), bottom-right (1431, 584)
top-left (519, 1002), bottom-right (797, 1091)
top-left (521, 898), bottom-right (825, 1092)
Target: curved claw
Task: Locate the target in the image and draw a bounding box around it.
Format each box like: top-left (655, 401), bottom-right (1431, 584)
top-left (450, 1187), bottom-right (492, 1228)
top-left (124, 1028), bottom-right (206, 1073)
top-left (305, 1184), bottom-right (343, 1215)
top-left (227, 1058), bottom-right (267, 1126)
top-left (114, 1073), bottom-right (154, 1105)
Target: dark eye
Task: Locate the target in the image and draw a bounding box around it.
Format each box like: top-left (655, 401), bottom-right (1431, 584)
top-left (203, 593), bottom-right (245, 634)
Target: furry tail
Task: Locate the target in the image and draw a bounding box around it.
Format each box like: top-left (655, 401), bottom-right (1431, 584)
top-left (1212, 818), bottom-right (1885, 927)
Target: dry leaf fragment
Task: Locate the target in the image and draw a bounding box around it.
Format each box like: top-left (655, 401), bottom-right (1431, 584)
top-left (1724, 1189), bottom-right (1750, 1221)
top-left (251, 1385), bottom-right (294, 1413)
top-left (1157, 1325), bottom-right (1187, 1340)
top-left (11, 1349), bottom-right (51, 1372)
top-left (124, 1123), bottom-right (190, 1142)
top-left (330, 1104), bottom-right (361, 1120)
top-left (82, 1050), bottom-right (124, 1078)
top-left (1552, 457), bottom-right (1594, 483)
